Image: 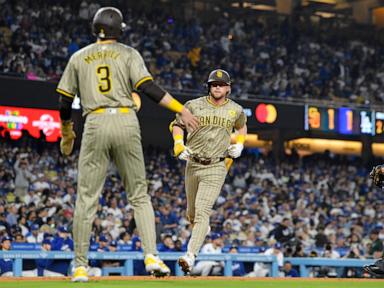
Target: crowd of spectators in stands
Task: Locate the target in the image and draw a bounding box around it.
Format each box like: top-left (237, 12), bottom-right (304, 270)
top-left (0, 131), bottom-right (383, 277)
top-left (1, 0), bottom-right (384, 104)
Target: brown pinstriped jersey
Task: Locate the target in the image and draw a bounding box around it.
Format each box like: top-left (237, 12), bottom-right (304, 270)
top-left (174, 96), bottom-right (246, 159)
top-left (57, 41), bottom-right (151, 116)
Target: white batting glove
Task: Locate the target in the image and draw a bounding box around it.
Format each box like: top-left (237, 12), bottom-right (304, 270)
top-left (178, 146), bottom-right (193, 161)
top-left (227, 144), bottom-right (243, 158)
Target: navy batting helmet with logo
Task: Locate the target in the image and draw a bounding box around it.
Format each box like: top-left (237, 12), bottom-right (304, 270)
top-left (207, 69), bottom-right (231, 85)
top-left (92, 7), bottom-right (126, 39)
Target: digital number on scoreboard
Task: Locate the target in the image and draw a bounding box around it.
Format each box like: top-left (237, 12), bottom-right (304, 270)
top-left (304, 105), bottom-right (375, 135)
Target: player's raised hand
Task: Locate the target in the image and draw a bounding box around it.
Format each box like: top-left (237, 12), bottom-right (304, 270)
top-left (180, 107), bottom-right (199, 132)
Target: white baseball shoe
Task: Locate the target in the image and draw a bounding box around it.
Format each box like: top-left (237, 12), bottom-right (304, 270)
top-left (178, 252), bottom-right (195, 275)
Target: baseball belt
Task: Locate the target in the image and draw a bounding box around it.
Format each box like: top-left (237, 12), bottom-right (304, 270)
top-left (91, 107), bottom-right (130, 114)
top-left (191, 156), bottom-right (225, 165)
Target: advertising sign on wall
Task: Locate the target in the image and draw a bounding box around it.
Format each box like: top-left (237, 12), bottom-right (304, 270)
top-left (0, 106), bottom-right (61, 142)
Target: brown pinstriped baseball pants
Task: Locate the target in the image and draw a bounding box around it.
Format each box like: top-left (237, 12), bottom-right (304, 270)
top-left (185, 160), bottom-right (227, 255)
top-left (73, 111), bottom-right (157, 267)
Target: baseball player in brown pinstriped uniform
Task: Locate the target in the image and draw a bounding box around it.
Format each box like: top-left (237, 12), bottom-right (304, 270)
top-left (169, 69), bottom-right (247, 274)
top-left (56, 7), bottom-right (198, 282)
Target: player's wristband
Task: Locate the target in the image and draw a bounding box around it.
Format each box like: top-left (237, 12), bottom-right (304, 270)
top-left (173, 134), bottom-right (183, 143)
top-left (166, 99), bottom-right (184, 114)
top-left (235, 135), bottom-right (245, 144)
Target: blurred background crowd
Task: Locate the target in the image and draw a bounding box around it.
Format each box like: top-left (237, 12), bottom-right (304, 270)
top-left (1, 0), bottom-right (384, 104)
top-left (0, 132), bottom-right (383, 276)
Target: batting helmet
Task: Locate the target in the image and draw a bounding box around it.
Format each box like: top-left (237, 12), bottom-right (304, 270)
top-left (207, 69), bottom-right (231, 86)
top-left (92, 7), bottom-right (126, 39)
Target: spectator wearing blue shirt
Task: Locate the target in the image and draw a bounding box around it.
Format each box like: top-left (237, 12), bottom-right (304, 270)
top-left (159, 205), bottom-right (178, 234)
top-left (51, 226), bottom-right (74, 251)
top-left (0, 236), bottom-right (13, 276)
top-left (50, 226), bottom-right (73, 276)
top-left (97, 235), bottom-right (110, 252)
top-left (132, 236), bottom-right (142, 252)
top-left (36, 238), bottom-right (66, 276)
top-left (229, 246), bottom-right (245, 277)
top-left (283, 261), bottom-right (299, 277)
top-left (89, 235), bottom-right (109, 270)
top-left (158, 235), bottom-right (175, 252)
top-left (158, 235), bottom-right (176, 275)
top-left (132, 237), bottom-right (146, 275)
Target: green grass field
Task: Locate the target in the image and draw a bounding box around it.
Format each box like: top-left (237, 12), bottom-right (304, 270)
top-left (1, 279), bottom-right (383, 288)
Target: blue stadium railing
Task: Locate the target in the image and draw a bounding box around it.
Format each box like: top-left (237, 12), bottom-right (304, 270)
top-left (0, 250), bottom-right (375, 277)
top-left (9, 243), bottom-right (357, 257)
top-left (0, 251), bottom-right (277, 277)
top-left (286, 257), bottom-right (373, 277)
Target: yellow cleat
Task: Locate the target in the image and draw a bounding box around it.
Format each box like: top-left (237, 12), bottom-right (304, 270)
top-left (144, 254), bottom-right (170, 277)
top-left (71, 266), bottom-right (89, 282)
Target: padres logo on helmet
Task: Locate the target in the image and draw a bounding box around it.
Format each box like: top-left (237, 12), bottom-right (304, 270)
top-left (207, 69), bottom-right (231, 85)
top-left (92, 7), bottom-right (126, 39)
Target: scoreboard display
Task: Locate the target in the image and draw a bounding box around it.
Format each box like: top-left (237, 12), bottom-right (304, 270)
top-left (247, 102), bottom-right (383, 137)
top-left (375, 112), bottom-right (384, 136)
top-left (304, 105), bottom-right (375, 135)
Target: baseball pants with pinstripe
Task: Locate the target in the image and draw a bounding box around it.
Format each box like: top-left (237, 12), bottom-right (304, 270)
top-left (185, 160), bottom-right (227, 255)
top-left (73, 111), bottom-right (157, 267)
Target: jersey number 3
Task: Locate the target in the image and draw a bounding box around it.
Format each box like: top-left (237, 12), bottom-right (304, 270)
top-left (96, 65), bottom-right (112, 93)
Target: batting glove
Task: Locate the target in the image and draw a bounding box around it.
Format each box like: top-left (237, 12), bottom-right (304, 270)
top-left (60, 120), bottom-right (76, 156)
top-left (173, 139), bottom-right (185, 156)
top-left (178, 146), bottom-right (192, 161)
top-left (227, 143), bottom-right (243, 158)
top-left (174, 139), bottom-right (192, 161)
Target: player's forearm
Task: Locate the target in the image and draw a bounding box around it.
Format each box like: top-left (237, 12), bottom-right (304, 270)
top-left (137, 80), bottom-right (166, 103)
top-left (159, 93), bottom-right (185, 114)
top-left (172, 125), bottom-right (184, 140)
top-left (172, 125), bottom-right (186, 157)
top-left (58, 95), bottom-right (73, 121)
top-left (137, 81), bottom-right (185, 113)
